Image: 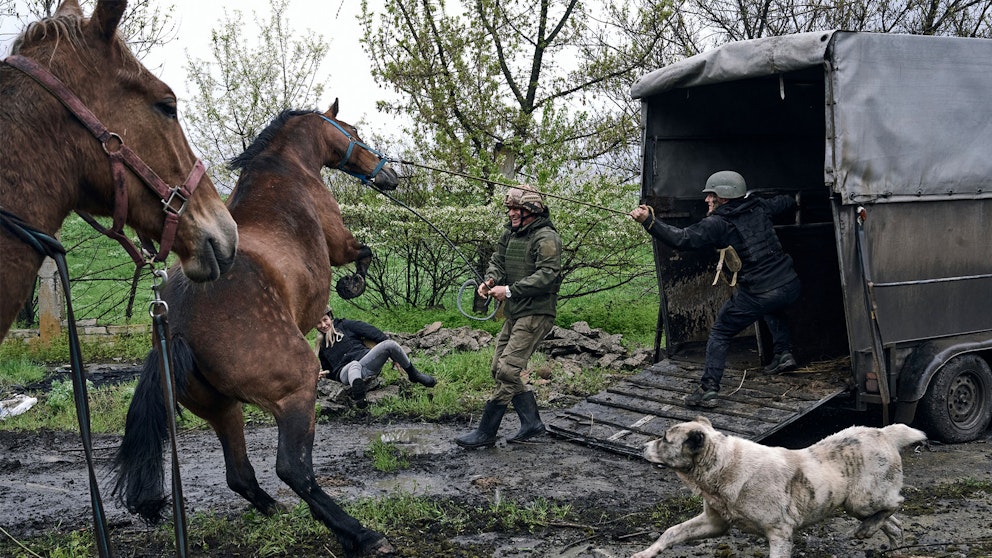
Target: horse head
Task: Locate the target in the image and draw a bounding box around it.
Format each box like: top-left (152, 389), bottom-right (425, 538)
top-left (318, 99), bottom-right (399, 191)
top-left (2, 0), bottom-right (238, 282)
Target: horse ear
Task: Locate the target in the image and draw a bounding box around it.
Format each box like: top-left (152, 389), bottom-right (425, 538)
top-left (89, 0), bottom-right (126, 43)
top-left (55, 0), bottom-right (84, 17)
top-left (326, 98), bottom-right (340, 119)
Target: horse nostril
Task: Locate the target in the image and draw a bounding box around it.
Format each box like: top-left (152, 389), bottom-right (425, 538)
top-left (374, 168), bottom-right (399, 191)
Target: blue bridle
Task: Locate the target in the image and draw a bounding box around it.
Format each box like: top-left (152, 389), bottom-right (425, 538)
top-left (318, 114), bottom-right (389, 185)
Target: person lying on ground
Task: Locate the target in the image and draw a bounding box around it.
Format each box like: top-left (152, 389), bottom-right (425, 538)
top-left (315, 308), bottom-right (436, 408)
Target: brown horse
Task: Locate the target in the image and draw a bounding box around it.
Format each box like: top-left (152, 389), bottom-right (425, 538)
top-left (113, 102), bottom-right (399, 556)
top-left (0, 0), bottom-right (238, 340)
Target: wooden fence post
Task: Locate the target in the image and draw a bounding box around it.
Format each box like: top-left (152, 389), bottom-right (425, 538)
top-left (38, 256), bottom-right (64, 344)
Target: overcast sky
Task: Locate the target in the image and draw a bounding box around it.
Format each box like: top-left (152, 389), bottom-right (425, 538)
top-left (1, 0), bottom-right (391, 129)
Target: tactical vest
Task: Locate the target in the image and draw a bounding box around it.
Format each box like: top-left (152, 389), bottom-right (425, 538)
top-left (493, 218), bottom-right (561, 319)
top-left (723, 201), bottom-right (785, 270)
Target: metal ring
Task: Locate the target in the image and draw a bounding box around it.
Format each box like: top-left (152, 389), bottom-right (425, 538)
top-left (148, 299), bottom-right (169, 317)
top-left (101, 132), bottom-right (124, 155)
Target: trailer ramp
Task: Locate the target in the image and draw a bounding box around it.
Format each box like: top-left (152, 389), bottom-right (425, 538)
top-left (547, 356), bottom-right (851, 458)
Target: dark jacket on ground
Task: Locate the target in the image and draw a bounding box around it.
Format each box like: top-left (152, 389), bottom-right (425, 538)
top-left (642, 195), bottom-right (797, 293)
top-left (317, 319), bottom-right (388, 376)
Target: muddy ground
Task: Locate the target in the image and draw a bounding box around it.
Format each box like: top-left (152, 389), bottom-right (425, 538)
top-left (1, 365), bottom-right (990, 558)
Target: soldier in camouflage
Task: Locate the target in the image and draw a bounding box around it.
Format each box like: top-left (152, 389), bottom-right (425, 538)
top-left (455, 184), bottom-right (562, 449)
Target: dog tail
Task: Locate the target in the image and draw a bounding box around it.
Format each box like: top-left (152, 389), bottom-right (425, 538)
top-left (881, 423), bottom-right (928, 449)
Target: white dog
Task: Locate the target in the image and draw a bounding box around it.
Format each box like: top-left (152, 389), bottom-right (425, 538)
top-left (633, 416), bottom-right (927, 558)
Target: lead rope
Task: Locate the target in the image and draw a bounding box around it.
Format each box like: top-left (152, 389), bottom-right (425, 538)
top-left (149, 269), bottom-right (189, 558)
top-left (0, 209), bottom-right (113, 557)
top-left (369, 187), bottom-right (498, 321)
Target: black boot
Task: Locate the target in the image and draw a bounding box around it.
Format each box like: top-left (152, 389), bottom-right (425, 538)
top-left (404, 364), bottom-right (436, 387)
top-left (508, 391), bottom-right (546, 443)
top-left (454, 400), bottom-right (507, 449)
top-left (350, 377), bottom-right (368, 409)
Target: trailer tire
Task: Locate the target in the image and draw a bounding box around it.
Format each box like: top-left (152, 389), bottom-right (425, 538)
top-left (918, 354), bottom-right (992, 443)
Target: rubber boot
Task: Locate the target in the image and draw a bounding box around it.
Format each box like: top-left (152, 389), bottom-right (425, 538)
top-left (507, 391), bottom-right (546, 443)
top-left (404, 364), bottom-right (436, 387)
top-left (350, 377), bottom-right (368, 409)
top-left (454, 400), bottom-right (507, 449)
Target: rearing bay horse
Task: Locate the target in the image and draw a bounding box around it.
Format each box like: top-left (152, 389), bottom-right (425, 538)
top-left (113, 102), bottom-right (398, 556)
top-left (0, 0), bottom-right (238, 340)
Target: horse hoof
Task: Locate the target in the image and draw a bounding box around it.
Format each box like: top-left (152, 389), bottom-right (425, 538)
top-left (261, 501), bottom-right (291, 516)
top-left (336, 274), bottom-right (366, 300)
top-left (365, 536), bottom-right (395, 555)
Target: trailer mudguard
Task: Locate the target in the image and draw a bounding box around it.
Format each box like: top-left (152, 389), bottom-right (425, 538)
top-left (898, 333), bottom-right (992, 402)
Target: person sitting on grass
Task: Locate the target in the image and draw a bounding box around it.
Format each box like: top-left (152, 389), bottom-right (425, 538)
top-left (315, 308), bottom-right (436, 408)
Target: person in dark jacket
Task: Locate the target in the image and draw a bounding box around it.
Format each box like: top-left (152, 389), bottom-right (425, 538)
top-left (455, 184), bottom-right (562, 449)
top-left (315, 308), bottom-right (435, 407)
top-left (629, 171), bottom-right (800, 408)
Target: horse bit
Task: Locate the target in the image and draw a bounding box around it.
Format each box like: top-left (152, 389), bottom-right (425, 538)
top-left (3, 54), bottom-right (204, 266)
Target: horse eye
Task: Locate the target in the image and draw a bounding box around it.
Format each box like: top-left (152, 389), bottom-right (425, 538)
top-left (156, 99), bottom-right (178, 119)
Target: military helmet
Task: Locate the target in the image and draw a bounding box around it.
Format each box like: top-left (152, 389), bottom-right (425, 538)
top-left (702, 171), bottom-right (747, 199)
top-left (504, 184), bottom-right (545, 213)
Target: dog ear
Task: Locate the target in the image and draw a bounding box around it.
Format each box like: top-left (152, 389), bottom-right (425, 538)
top-left (685, 429), bottom-right (707, 453)
top-left (694, 415), bottom-right (712, 427)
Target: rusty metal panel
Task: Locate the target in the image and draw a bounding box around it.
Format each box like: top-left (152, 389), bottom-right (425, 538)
top-left (548, 358), bottom-right (850, 458)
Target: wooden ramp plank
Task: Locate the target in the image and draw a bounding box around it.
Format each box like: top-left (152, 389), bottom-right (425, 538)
top-left (547, 359), bottom-right (850, 458)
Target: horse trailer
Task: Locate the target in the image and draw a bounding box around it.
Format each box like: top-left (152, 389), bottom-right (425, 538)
top-left (629, 31), bottom-right (992, 443)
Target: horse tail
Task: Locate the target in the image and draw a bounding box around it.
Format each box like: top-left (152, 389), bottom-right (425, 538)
top-left (111, 334), bottom-right (195, 523)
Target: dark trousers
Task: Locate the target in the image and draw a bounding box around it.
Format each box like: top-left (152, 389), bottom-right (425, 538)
top-left (702, 277), bottom-right (801, 391)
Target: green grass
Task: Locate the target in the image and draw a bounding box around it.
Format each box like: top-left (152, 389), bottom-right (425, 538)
top-left (0, 355), bottom-right (46, 388)
top-left (1, 319), bottom-right (637, 434)
top-left (9, 214), bottom-right (169, 332)
top-left (486, 496), bottom-right (573, 533)
top-left (0, 331), bottom-right (152, 365)
top-left (556, 287), bottom-right (658, 348)
top-left (366, 438), bottom-right (411, 472)
top-left (0, 379), bottom-right (133, 433)
top-left (0, 492), bottom-right (575, 557)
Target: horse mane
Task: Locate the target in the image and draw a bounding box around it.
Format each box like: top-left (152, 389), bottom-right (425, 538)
top-left (228, 109), bottom-right (318, 171)
top-left (10, 12), bottom-right (83, 54)
top-left (11, 9), bottom-right (144, 78)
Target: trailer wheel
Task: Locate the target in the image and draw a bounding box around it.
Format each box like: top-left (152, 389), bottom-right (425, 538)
top-left (919, 354), bottom-right (992, 443)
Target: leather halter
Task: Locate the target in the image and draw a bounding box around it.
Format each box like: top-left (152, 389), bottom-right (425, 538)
top-left (3, 54), bottom-right (205, 265)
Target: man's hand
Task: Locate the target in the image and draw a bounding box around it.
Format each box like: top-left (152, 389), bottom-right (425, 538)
top-left (629, 205), bottom-right (651, 223)
top-left (477, 278), bottom-right (496, 298)
top-left (490, 285), bottom-right (510, 301)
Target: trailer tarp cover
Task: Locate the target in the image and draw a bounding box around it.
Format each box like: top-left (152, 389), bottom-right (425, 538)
top-left (631, 31), bottom-right (992, 204)
top-left (630, 31), bottom-right (834, 97)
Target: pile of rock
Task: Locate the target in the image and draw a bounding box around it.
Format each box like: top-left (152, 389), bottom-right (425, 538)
top-left (391, 321), bottom-right (653, 372)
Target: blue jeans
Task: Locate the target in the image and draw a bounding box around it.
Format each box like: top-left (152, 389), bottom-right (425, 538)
top-left (701, 277), bottom-right (800, 391)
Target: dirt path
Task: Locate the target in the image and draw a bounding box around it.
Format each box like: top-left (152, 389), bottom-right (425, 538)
top-left (1, 404), bottom-right (991, 557)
